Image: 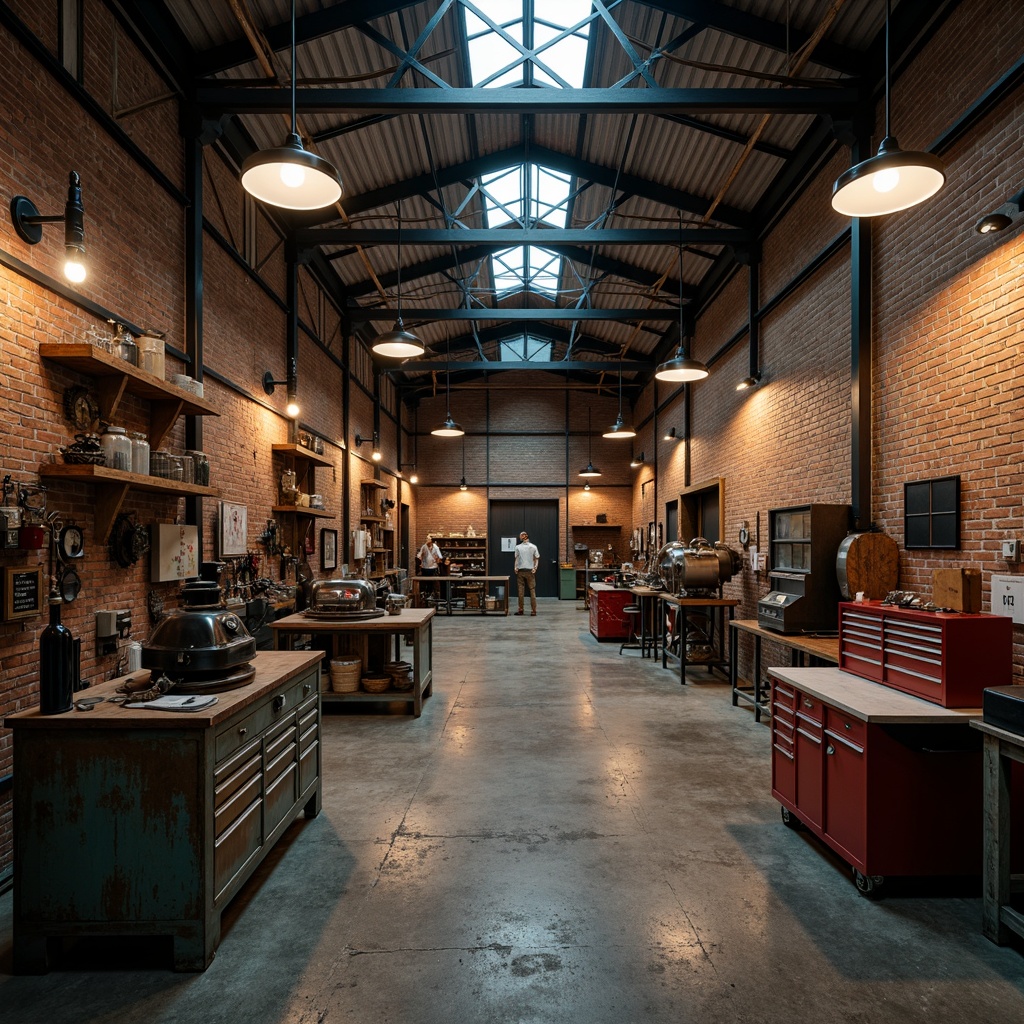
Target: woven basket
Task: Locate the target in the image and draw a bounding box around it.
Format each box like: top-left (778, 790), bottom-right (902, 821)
top-left (329, 655), bottom-right (361, 693)
top-left (361, 674), bottom-right (391, 694)
top-left (384, 661), bottom-right (414, 692)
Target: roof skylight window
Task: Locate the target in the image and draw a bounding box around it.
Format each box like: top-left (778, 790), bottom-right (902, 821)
top-left (500, 334), bottom-right (552, 362)
top-left (481, 165), bottom-right (571, 228)
top-left (492, 246), bottom-right (561, 298)
top-left (464, 1), bottom-right (594, 89)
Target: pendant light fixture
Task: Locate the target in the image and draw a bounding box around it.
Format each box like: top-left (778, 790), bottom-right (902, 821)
top-left (459, 436), bottom-right (468, 491)
top-left (240, 0), bottom-right (343, 211)
top-left (431, 335), bottom-right (464, 437)
top-left (372, 201), bottom-right (425, 358)
top-left (583, 481), bottom-right (591, 492)
top-left (831, 0), bottom-right (944, 217)
top-left (579, 408), bottom-right (601, 478)
top-left (655, 215), bottom-right (708, 383)
top-left (603, 362), bottom-right (636, 439)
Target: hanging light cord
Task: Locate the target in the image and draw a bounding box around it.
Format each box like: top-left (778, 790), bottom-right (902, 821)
top-left (677, 211), bottom-right (685, 355)
top-left (883, 0), bottom-right (891, 138)
top-left (289, 0), bottom-right (297, 137)
top-left (396, 199), bottom-right (404, 326)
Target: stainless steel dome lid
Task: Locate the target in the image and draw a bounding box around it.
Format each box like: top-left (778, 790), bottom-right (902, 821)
top-left (309, 576), bottom-right (378, 613)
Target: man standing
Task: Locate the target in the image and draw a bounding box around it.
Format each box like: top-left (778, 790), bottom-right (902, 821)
top-left (513, 531), bottom-right (540, 616)
top-left (417, 535), bottom-right (443, 603)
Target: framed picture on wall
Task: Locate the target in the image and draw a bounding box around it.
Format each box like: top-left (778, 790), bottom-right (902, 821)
top-left (321, 529), bottom-right (337, 571)
top-left (218, 500), bottom-right (248, 558)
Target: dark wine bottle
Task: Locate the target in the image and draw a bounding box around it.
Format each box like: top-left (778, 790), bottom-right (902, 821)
top-left (40, 594), bottom-right (74, 714)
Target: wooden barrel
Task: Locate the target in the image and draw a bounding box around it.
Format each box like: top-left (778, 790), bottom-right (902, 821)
top-left (836, 532), bottom-right (899, 600)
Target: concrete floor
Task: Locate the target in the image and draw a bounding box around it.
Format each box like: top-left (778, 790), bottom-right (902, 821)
top-left (2, 598), bottom-right (1024, 1023)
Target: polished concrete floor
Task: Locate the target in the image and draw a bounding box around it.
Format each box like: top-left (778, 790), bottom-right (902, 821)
top-left (2, 598), bottom-right (1024, 1023)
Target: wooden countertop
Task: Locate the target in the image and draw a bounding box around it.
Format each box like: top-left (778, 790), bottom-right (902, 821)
top-left (4, 650), bottom-right (323, 730)
top-left (660, 594), bottom-right (739, 608)
top-left (768, 666), bottom-right (980, 725)
top-left (271, 607), bottom-right (434, 632)
top-left (730, 618), bottom-right (839, 663)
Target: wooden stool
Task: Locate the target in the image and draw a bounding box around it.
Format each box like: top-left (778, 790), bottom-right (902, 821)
top-left (619, 605), bottom-right (642, 655)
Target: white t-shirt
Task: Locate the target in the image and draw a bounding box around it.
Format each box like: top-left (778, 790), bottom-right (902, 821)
top-left (418, 542), bottom-right (441, 569)
top-left (514, 540), bottom-right (539, 571)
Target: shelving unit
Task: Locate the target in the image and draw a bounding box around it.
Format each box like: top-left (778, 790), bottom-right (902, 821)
top-left (271, 443), bottom-right (336, 562)
top-left (39, 344), bottom-right (221, 541)
top-left (358, 480), bottom-right (394, 580)
top-left (432, 535), bottom-right (486, 573)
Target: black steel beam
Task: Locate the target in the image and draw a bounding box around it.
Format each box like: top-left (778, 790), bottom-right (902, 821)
top-left (350, 307), bottom-right (681, 321)
top-left (394, 360), bottom-right (653, 372)
top-left (301, 227), bottom-right (747, 246)
top-left (197, 85), bottom-right (859, 117)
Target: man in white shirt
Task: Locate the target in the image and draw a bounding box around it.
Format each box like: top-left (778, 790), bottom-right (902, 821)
top-left (417, 535), bottom-right (442, 602)
top-left (513, 531), bottom-right (540, 616)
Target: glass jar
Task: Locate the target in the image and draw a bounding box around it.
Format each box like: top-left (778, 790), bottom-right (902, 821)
top-left (179, 452), bottom-right (194, 484)
top-left (167, 455), bottom-right (184, 482)
top-left (280, 468), bottom-right (298, 505)
top-left (111, 322), bottom-right (138, 366)
top-left (100, 425), bottom-right (132, 471)
top-left (130, 431), bottom-right (150, 475)
top-left (186, 450), bottom-right (210, 487)
top-left (137, 330), bottom-right (165, 379)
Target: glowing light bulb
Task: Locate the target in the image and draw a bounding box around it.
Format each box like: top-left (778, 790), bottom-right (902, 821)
top-left (872, 168), bottom-right (900, 193)
top-left (64, 257), bottom-right (86, 283)
top-left (409, 473), bottom-right (418, 484)
top-left (280, 163), bottom-right (306, 189)
top-left (285, 399), bottom-right (300, 418)
top-left (372, 450), bottom-right (382, 462)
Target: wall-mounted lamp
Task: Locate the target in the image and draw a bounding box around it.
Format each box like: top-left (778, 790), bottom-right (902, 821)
top-left (663, 427), bottom-right (678, 442)
top-left (11, 171), bottom-right (86, 283)
top-left (263, 359), bottom-right (299, 417)
top-left (630, 452), bottom-right (645, 468)
top-left (355, 432), bottom-right (381, 461)
top-left (736, 373), bottom-right (762, 391)
top-left (400, 463), bottom-right (418, 484)
top-left (975, 189), bottom-right (1024, 234)
top-left (583, 481), bottom-right (591, 492)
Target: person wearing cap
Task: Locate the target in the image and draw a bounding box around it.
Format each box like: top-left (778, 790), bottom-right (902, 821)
top-left (513, 531), bottom-right (540, 616)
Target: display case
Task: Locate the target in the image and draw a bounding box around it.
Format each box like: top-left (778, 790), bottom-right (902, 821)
top-left (432, 535), bottom-right (486, 574)
top-left (757, 504), bottom-right (850, 634)
top-left (358, 481), bottom-right (394, 579)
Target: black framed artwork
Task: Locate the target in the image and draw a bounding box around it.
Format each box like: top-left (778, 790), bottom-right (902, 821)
top-left (904, 475), bottom-right (961, 550)
top-left (320, 529), bottom-right (337, 571)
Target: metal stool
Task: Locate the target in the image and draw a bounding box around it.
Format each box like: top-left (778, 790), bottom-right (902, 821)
top-left (619, 605), bottom-right (643, 655)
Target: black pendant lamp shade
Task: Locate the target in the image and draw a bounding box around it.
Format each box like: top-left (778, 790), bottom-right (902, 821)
top-left (579, 409), bottom-right (601, 477)
top-left (372, 200), bottom-right (425, 358)
top-left (431, 336), bottom-right (464, 437)
top-left (830, 0), bottom-right (944, 218)
top-left (656, 216), bottom-right (708, 383)
top-left (603, 363), bottom-right (636, 439)
top-left (240, 1), bottom-right (342, 211)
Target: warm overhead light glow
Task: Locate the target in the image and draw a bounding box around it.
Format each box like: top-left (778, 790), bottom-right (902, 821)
top-left (285, 399), bottom-right (301, 418)
top-left (11, 171), bottom-right (87, 283)
top-left (431, 415), bottom-right (464, 437)
top-left (831, 137), bottom-right (945, 217)
top-left (630, 452), bottom-right (645, 468)
top-left (736, 374), bottom-right (761, 391)
top-left (64, 253), bottom-right (86, 282)
top-left (459, 477), bottom-right (468, 491)
top-left (409, 473), bottom-right (418, 484)
top-left (579, 462), bottom-right (601, 478)
top-left (372, 449), bottom-right (382, 462)
top-left (240, 1), bottom-right (342, 211)
top-left (583, 481), bottom-right (591, 492)
top-left (655, 350), bottom-right (709, 382)
top-left (603, 415), bottom-right (635, 439)
top-left (372, 323), bottom-right (425, 358)
top-left (663, 427), bottom-right (677, 441)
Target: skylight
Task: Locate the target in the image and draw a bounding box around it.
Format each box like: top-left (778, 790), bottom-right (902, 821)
top-left (464, 1), bottom-right (594, 89)
top-left (492, 246), bottom-right (561, 298)
top-left (500, 334), bottom-right (553, 362)
top-left (481, 165), bottom-right (571, 228)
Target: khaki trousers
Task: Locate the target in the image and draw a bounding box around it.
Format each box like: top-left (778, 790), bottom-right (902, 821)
top-left (516, 568), bottom-right (537, 612)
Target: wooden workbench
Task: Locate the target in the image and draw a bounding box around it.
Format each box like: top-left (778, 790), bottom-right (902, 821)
top-left (659, 594), bottom-right (739, 684)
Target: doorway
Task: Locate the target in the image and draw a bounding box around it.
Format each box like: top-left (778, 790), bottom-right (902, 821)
top-left (488, 500), bottom-right (559, 597)
top-left (665, 500), bottom-right (678, 544)
top-left (400, 503), bottom-right (410, 575)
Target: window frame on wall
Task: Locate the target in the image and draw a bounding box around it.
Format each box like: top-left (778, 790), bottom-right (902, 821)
top-left (679, 478), bottom-right (724, 546)
top-left (58, 0), bottom-right (84, 83)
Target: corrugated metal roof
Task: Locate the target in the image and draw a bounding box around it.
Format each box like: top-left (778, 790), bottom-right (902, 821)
top-left (147, 0), bottom-right (904, 388)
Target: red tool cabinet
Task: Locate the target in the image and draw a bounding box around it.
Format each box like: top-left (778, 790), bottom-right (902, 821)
top-left (589, 583), bottom-right (632, 641)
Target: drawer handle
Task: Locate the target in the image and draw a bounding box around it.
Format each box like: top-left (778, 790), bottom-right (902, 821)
top-left (303, 683), bottom-right (312, 696)
top-left (803, 698), bottom-right (814, 708)
top-left (238, 727), bottom-right (248, 737)
top-left (844, 721), bottom-right (851, 730)
top-left (826, 744), bottom-right (835, 756)
top-left (273, 695), bottom-right (286, 712)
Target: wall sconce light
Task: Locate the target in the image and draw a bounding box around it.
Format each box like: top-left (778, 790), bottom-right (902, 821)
top-left (355, 432), bottom-right (381, 461)
top-left (399, 463), bottom-right (418, 484)
top-left (263, 359), bottom-right (299, 417)
top-left (975, 189), bottom-right (1024, 234)
top-left (736, 373), bottom-right (762, 391)
top-left (630, 452), bottom-right (645, 468)
top-left (663, 427), bottom-right (678, 442)
top-left (583, 481), bottom-right (591, 492)
top-left (11, 171), bottom-right (86, 282)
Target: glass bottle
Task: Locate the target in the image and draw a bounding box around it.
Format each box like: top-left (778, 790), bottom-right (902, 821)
top-left (40, 595), bottom-right (74, 714)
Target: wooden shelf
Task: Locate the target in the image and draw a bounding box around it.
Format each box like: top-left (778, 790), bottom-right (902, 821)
top-left (571, 523), bottom-right (622, 528)
top-left (39, 463), bottom-right (219, 543)
top-left (360, 514), bottom-right (385, 522)
top-left (360, 480), bottom-right (388, 490)
top-left (272, 505), bottom-right (334, 519)
top-left (40, 343), bottom-right (220, 449)
top-left (271, 443), bottom-right (333, 468)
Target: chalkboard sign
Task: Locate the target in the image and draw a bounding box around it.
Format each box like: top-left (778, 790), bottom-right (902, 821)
top-left (3, 566), bottom-right (44, 621)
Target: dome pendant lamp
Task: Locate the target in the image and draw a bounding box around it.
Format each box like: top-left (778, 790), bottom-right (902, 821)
top-left (831, 0), bottom-right (944, 217)
top-left (431, 336), bottom-right (464, 437)
top-left (240, 0), bottom-right (343, 211)
top-left (579, 408), bottom-right (601, 478)
top-left (372, 200), bottom-right (425, 358)
top-left (655, 214), bottom-right (708, 383)
top-left (603, 362), bottom-right (636, 439)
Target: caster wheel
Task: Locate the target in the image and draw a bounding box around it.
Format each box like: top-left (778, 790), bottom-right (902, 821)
top-left (853, 870), bottom-right (886, 899)
top-left (780, 805), bottom-right (803, 830)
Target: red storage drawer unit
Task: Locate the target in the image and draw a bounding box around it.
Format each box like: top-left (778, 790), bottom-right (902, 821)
top-left (838, 601), bottom-right (1011, 707)
top-left (589, 583), bottom-right (632, 641)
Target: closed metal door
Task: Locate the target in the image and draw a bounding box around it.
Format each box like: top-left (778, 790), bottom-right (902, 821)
top-left (488, 500), bottom-right (559, 597)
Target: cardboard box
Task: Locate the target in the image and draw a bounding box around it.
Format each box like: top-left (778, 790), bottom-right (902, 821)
top-left (932, 567), bottom-right (982, 613)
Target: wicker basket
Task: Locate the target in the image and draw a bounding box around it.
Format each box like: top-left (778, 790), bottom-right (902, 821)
top-left (361, 674), bottom-right (391, 694)
top-left (329, 655), bottom-right (361, 693)
top-left (384, 661), bottom-right (414, 692)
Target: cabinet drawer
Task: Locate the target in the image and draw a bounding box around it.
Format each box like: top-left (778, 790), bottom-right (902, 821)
top-left (299, 734), bottom-right (319, 794)
top-left (795, 692), bottom-right (823, 724)
top-left (772, 704), bottom-right (795, 736)
top-left (771, 682), bottom-right (797, 710)
top-left (217, 701), bottom-right (275, 762)
top-left (265, 756), bottom-right (298, 836)
top-left (214, 789), bottom-right (262, 899)
top-left (214, 767), bottom-right (262, 840)
top-left (214, 741), bottom-right (261, 814)
top-left (824, 707), bottom-right (866, 747)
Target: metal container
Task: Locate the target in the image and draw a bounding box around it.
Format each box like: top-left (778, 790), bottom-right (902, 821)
top-left (100, 425), bottom-right (132, 471)
top-left (385, 593), bottom-right (407, 615)
top-left (308, 577), bottom-right (379, 615)
top-left (656, 539), bottom-right (741, 595)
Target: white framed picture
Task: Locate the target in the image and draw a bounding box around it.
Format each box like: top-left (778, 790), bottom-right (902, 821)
top-left (219, 500), bottom-right (248, 558)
